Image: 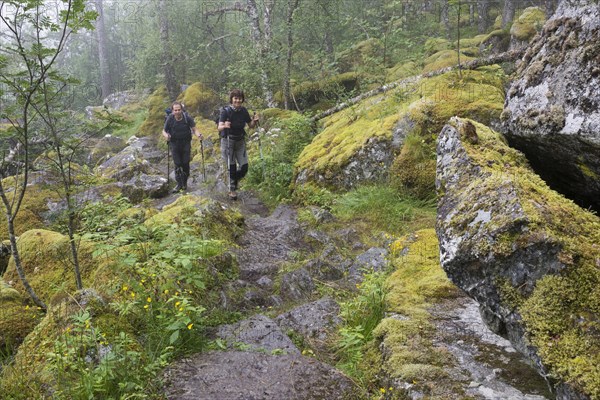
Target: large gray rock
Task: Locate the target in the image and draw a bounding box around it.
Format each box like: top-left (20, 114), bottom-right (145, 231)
top-left (502, 0), bottom-right (600, 211)
top-left (436, 117), bottom-right (600, 399)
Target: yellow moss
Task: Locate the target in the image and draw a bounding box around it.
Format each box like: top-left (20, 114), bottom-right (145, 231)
top-left (386, 61), bottom-right (419, 82)
top-left (422, 50), bottom-right (476, 74)
top-left (295, 67), bottom-right (506, 193)
top-left (578, 161), bottom-right (599, 179)
top-left (424, 37), bottom-right (451, 56)
top-left (370, 230), bottom-right (460, 394)
top-left (144, 194), bottom-right (243, 242)
top-left (449, 117), bottom-right (600, 397)
top-left (0, 182), bottom-right (61, 240)
top-left (137, 86), bottom-right (170, 138)
top-left (177, 82), bottom-right (221, 119)
top-left (510, 7), bottom-right (546, 41)
top-left (3, 229), bottom-right (97, 304)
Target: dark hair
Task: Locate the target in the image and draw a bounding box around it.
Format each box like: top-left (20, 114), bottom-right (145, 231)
top-left (229, 89), bottom-right (245, 103)
top-left (171, 101), bottom-right (184, 109)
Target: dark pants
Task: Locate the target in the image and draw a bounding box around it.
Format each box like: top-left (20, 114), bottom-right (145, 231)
top-left (170, 140), bottom-right (191, 185)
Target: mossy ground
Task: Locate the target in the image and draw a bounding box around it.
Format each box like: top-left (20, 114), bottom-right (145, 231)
top-left (450, 118), bottom-right (600, 397)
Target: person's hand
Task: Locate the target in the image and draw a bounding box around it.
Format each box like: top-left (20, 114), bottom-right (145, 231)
top-left (252, 114), bottom-right (259, 123)
top-left (196, 132), bottom-right (204, 140)
top-left (162, 132), bottom-right (171, 141)
top-left (224, 121), bottom-right (232, 129)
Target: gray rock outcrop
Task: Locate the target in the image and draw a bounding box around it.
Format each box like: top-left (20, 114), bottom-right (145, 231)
top-left (436, 117), bottom-right (600, 399)
top-left (502, 0), bottom-right (600, 211)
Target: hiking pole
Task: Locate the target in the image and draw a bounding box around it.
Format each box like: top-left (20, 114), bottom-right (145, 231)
top-left (166, 139), bottom-right (170, 185)
top-left (200, 138), bottom-right (206, 181)
top-left (255, 115), bottom-right (265, 182)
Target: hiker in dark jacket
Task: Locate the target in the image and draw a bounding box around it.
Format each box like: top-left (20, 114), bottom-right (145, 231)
top-left (162, 101), bottom-right (203, 193)
top-left (217, 89), bottom-right (259, 200)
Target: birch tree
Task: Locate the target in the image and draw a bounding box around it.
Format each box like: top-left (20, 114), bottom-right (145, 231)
top-left (0, 0), bottom-right (96, 309)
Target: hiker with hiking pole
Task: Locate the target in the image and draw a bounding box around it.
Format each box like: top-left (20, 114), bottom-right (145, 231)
top-left (217, 89), bottom-right (259, 200)
top-left (162, 101), bottom-right (203, 193)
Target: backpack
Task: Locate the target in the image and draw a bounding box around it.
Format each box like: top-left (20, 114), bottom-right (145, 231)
top-left (215, 106), bottom-right (233, 138)
top-left (164, 106), bottom-right (193, 139)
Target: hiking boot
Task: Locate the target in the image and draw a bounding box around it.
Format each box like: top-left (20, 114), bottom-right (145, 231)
top-left (172, 184), bottom-right (183, 193)
top-left (228, 191), bottom-right (238, 200)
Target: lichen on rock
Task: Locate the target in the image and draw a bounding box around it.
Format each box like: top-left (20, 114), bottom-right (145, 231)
top-left (436, 116), bottom-right (600, 398)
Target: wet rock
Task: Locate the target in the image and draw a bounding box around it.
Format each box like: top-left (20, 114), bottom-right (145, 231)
top-left (216, 314), bottom-right (299, 355)
top-left (163, 351), bottom-right (362, 400)
top-left (304, 245), bottom-right (350, 281)
top-left (96, 136), bottom-right (164, 181)
top-left (280, 268), bottom-right (315, 301)
top-left (503, 1), bottom-right (600, 211)
top-left (102, 90), bottom-right (147, 110)
top-left (275, 297), bottom-right (341, 342)
top-left (348, 247), bottom-right (388, 282)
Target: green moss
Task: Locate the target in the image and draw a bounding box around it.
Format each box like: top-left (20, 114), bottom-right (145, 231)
top-left (386, 61), bottom-right (419, 82)
top-left (422, 50), bottom-right (476, 74)
top-left (177, 82), bottom-right (221, 119)
top-left (448, 118), bottom-right (600, 397)
top-left (277, 72), bottom-right (360, 111)
top-left (0, 282), bottom-right (42, 350)
top-left (578, 161), bottom-right (599, 179)
top-left (424, 37), bottom-right (451, 56)
top-left (3, 229), bottom-right (97, 304)
top-left (295, 67), bottom-right (506, 193)
top-left (367, 229), bottom-right (462, 395)
top-left (510, 7), bottom-right (546, 41)
top-left (144, 194), bottom-right (243, 242)
top-left (0, 183), bottom-right (61, 240)
top-left (137, 86), bottom-right (170, 138)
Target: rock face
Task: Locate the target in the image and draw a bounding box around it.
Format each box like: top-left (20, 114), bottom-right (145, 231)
top-left (436, 117), bottom-right (600, 399)
top-left (502, 0), bottom-right (600, 211)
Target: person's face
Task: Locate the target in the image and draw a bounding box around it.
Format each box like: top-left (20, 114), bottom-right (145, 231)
top-left (231, 96), bottom-right (244, 109)
top-left (172, 105), bottom-right (183, 117)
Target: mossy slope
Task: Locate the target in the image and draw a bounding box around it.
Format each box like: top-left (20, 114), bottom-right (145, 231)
top-left (295, 66), bottom-right (506, 195)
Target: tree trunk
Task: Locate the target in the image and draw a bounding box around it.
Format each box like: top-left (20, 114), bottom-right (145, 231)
top-left (283, 0), bottom-right (300, 110)
top-left (246, 0), bottom-right (275, 106)
top-left (95, 0), bottom-right (112, 101)
top-left (159, 0), bottom-right (178, 101)
top-left (477, 0), bottom-right (490, 34)
top-left (502, 0), bottom-right (516, 29)
top-left (441, 0), bottom-right (451, 39)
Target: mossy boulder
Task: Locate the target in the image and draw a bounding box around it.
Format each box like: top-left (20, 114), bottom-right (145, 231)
top-left (436, 117), bottom-right (600, 399)
top-left (372, 229), bottom-right (462, 396)
top-left (3, 229), bottom-right (97, 304)
top-left (0, 280), bottom-right (43, 351)
top-left (294, 67), bottom-right (506, 193)
top-left (424, 37), bottom-right (451, 56)
top-left (510, 7), bottom-right (546, 42)
top-left (177, 82), bottom-right (221, 119)
top-left (137, 86), bottom-right (170, 137)
top-left (0, 289), bottom-right (138, 398)
top-left (0, 182), bottom-right (60, 241)
top-left (422, 50), bottom-right (476, 74)
top-left (503, 2), bottom-right (600, 212)
top-left (337, 38), bottom-right (384, 72)
top-left (144, 194), bottom-right (244, 242)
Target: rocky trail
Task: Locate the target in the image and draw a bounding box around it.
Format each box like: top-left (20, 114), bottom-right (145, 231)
top-left (151, 156), bottom-right (553, 400)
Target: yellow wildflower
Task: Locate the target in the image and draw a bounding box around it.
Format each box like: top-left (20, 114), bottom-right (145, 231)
top-left (187, 323), bottom-right (193, 330)
top-left (146, 297), bottom-right (152, 303)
